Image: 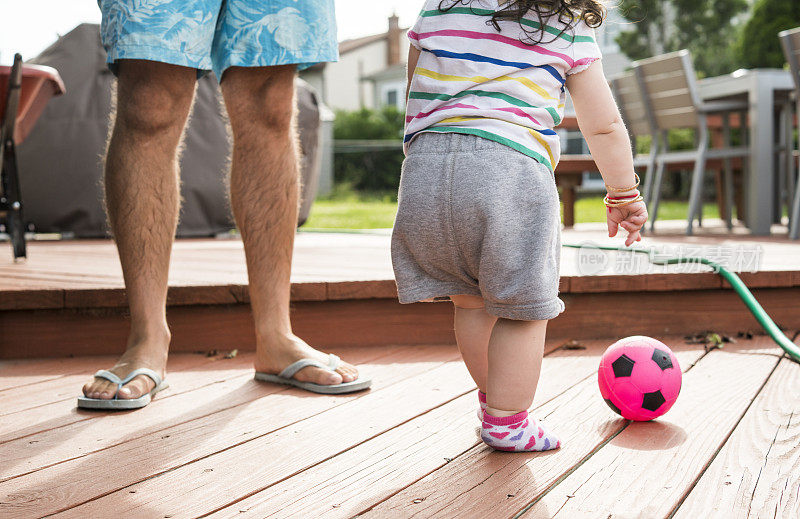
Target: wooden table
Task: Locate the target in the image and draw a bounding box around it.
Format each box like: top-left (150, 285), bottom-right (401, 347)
top-left (699, 69), bottom-right (795, 236)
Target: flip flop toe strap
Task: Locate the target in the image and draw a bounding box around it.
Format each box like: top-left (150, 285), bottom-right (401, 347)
top-left (93, 370), bottom-right (123, 385)
top-left (327, 354), bottom-right (341, 371)
top-left (120, 368), bottom-right (163, 388)
top-left (91, 368), bottom-right (162, 400)
top-left (91, 370), bottom-right (125, 400)
top-left (279, 354), bottom-right (341, 381)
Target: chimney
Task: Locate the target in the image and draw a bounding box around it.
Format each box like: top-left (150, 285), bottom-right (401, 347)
top-left (387, 14), bottom-right (401, 66)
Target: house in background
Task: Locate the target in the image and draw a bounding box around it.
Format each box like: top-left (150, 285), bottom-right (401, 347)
top-left (302, 11), bottom-right (630, 113)
top-left (301, 15), bottom-right (410, 111)
top-left (362, 63), bottom-right (407, 111)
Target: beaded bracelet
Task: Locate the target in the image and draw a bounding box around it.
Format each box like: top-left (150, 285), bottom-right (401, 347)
top-left (605, 173), bottom-right (640, 193)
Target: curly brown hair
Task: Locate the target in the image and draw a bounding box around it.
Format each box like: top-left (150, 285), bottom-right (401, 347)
top-left (438, 0), bottom-right (606, 45)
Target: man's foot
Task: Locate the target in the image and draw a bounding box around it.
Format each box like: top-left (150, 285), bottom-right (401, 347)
top-left (254, 332), bottom-right (359, 386)
top-left (82, 330), bottom-right (170, 400)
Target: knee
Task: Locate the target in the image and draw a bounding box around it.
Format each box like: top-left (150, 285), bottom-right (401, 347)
top-left (222, 66), bottom-right (296, 136)
top-left (115, 72), bottom-right (195, 137)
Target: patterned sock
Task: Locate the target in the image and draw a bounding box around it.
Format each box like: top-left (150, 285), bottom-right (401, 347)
top-left (477, 391), bottom-right (487, 420)
top-left (481, 410), bottom-right (562, 452)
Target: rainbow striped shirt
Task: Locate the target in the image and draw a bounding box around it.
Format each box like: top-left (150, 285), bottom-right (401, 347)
top-left (404, 1), bottom-right (602, 171)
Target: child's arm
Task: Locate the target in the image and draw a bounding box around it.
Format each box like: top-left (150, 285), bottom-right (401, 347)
top-left (406, 46), bottom-right (421, 101)
top-left (566, 60), bottom-right (648, 245)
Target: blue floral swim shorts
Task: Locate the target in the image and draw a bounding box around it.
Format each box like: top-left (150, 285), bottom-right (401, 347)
top-left (98, 0), bottom-right (338, 79)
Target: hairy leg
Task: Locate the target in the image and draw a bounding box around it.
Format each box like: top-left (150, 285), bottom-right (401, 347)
top-left (83, 60), bottom-right (196, 400)
top-left (450, 294), bottom-right (496, 392)
top-left (220, 65), bottom-right (357, 385)
top-left (485, 318), bottom-right (548, 416)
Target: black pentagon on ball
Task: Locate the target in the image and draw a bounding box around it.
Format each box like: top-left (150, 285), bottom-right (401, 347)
top-left (642, 390), bottom-right (666, 412)
top-left (611, 354), bottom-right (635, 378)
top-left (604, 398), bottom-right (622, 416)
top-left (651, 348), bottom-right (673, 370)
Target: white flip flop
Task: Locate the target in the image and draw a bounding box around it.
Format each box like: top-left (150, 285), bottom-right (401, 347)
top-left (254, 354), bottom-right (371, 394)
top-left (77, 368), bottom-right (168, 410)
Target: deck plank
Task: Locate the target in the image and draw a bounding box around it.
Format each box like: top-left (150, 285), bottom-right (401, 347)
top-left (0, 356), bottom-right (120, 391)
top-left (0, 353), bottom-right (261, 444)
top-left (0, 345), bottom-right (463, 518)
top-left (0, 353), bottom-right (266, 451)
top-left (206, 339), bottom-right (622, 518)
top-left (673, 352), bottom-right (800, 518)
top-left (0, 345), bottom-right (418, 481)
top-left (37, 360), bottom-right (472, 518)
top-left (518, 336), bottom-right (783, 518)
top-left (359, 338), bottom-right (710, 518)
top-left (0, 353), bottom-right (233, 419)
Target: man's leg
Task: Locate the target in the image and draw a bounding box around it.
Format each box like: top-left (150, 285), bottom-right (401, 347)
top-left (220, 65), bottom-right (358, 385)
top-left (83, 60), bottom-right (196, 400)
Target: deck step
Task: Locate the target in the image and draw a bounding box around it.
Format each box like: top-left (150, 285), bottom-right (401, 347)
top-left (2, 287), bottom-right (800, 358)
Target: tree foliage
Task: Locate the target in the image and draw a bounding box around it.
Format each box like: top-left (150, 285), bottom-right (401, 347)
top-left (737, 0), bottom-right (800, 69)
top-left (332, 107), bottom-right (405, 192)
top-left (333, 106), bottom-right (405, 140)
top-left (615, 0), bottom-right (749, 76)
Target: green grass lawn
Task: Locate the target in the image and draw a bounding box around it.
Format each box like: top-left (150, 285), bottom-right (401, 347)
top-left (304, 191), bottom-right (721, 230)
top-left (304, 192), bottom-right (400, 229)
top-left (573, 197), bottom-right (720, 225)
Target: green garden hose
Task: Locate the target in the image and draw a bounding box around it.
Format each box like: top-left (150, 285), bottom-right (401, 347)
top-left (563, 243), bottom-right (800, 364)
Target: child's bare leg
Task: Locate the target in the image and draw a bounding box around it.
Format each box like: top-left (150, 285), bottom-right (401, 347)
top-left (481, 317), bottom-right (561, 452)
top-left (485, 318), bottom-right (547, 416)
top-left (450, 295), bottom-right (496, 392)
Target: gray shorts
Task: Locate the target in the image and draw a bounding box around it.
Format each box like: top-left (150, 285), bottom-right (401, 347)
top-left (391, 132), bottom-right (565, 321)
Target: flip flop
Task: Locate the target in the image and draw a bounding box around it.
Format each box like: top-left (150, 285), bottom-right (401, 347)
top-left (77, 368), bottom-right (168, 410)
top-left (254, 354), bottom-right (371, 394)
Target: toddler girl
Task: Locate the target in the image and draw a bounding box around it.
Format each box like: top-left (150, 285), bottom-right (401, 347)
top-left (392, 0), bottom-right (648, 452)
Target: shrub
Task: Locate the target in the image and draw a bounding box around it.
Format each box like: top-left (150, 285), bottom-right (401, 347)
top-left (333, 106), bottom-right (405, 140)
top-left (333, 107), bottom-right (405, 192)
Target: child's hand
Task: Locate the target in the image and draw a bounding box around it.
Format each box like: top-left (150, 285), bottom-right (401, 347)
top-left (607, 201), bottom-right (648, 247)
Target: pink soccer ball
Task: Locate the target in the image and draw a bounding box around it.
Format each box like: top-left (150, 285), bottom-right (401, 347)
top-left (598, 336), bottom-right (681, 421)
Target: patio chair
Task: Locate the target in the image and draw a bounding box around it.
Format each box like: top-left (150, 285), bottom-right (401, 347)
top-left (610, 71), bottom-right (659, 205)
top-left (0, 54), bottom-right (65, 259)
top-left (780, 27), bottom-right (800, 240)
top-left (632, 50), bottom-right (749, 235)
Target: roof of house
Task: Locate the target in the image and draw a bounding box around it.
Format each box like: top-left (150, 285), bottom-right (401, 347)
top-left (338, 26), bottom-right (410, 55)
top-left (339, 33), bottom-right (388, 54)
top-left (361, 63), bottom-right (406, 82)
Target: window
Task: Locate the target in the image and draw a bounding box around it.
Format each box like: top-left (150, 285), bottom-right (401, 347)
top-left (386, 89), bottom-right (398, 107)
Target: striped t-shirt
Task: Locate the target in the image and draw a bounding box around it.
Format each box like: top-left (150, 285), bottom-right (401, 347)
top-left (405, 0), bottom-right (602, 171)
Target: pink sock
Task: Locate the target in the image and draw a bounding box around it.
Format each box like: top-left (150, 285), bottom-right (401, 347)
top-left (477, 391), bottom-right (487, 420)
top-left (481, 410), bottom-right (562, 452)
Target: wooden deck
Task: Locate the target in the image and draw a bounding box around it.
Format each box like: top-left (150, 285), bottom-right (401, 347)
top-left (2, 224), bottom-right (800, 516)
top-left (4, 224), bottom-right (800, 306)
top-left (1, 333), bottom-right (798, 517)
top-left (2, 225), bottom-right (800, 358)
